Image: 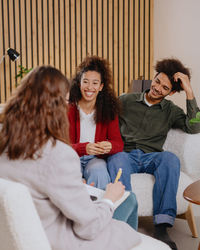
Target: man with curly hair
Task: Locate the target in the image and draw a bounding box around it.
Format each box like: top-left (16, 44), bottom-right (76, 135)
top-left (107, 58), bottom-right (200, 249)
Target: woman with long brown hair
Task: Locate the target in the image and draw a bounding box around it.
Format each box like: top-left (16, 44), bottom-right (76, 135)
top-left (0, 66), bottom-right (141, 250)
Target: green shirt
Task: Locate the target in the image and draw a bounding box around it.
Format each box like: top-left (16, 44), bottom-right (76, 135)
top-left (119, 91), bottom-right (200, 153)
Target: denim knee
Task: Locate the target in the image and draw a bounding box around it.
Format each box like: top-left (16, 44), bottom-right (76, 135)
top-left (84, 158), bottom-right (111, 189)
top-left (108, 152), bottom-right (128, 162)
top-left (86, 158), bottom-right (106, 171)
top-left (107, 152), bottom-right (132, 190)
top-left (160, 151), bottom-right (180, 173)
top-left (107, 152), bottom-right (130, 170)
top-left (85, 158), bottom-right (109, 178)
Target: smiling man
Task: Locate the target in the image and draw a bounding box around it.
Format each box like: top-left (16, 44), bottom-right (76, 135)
top-left (107, 58), bottom-right (200, 250)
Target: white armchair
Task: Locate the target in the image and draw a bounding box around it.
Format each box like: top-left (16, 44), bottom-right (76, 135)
top-left (131, 129), bottom-right (200, 237)
top-left (0, 178), bottom-right (51, 250)
top-left (0, 178), bottom-right (170, 250)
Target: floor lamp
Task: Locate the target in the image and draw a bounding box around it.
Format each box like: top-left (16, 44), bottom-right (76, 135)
top-left (0, 48), bottom-right (20, 64)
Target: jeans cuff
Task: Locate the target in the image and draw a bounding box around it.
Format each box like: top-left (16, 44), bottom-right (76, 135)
top-left (153, 214), bottom-right (175, 226)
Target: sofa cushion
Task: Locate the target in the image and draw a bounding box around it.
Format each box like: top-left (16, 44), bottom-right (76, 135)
top-left (131, 171), bottom-right (193, 216)
top-left (163, 129), bottom-right (200, 179)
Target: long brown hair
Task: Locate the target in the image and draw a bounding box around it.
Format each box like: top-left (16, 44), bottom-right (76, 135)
top-left (0, 65), bottom-right (70, 159)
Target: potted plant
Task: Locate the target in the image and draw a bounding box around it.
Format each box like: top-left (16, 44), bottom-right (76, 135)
top-left (15, 65), bottom-right (32, 85)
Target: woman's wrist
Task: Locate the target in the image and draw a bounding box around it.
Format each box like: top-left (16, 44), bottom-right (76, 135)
top-left (101, 198), bottom-right (114, 208)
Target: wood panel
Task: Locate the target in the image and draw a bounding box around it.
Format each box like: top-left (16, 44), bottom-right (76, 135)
top-left (113, 0), bottom-right (118, 94)
top-left (92, 0), bottom-right (97, 56)
top-left (54, 0), bottom-right (60, 69)
top-left (3, 0), bottom-right (11, 100)
top-left (37, 0), bottom-right (43, 65)
top-left (48, 0), bottom-right (54, 66)
top-left (32, 0), bottom-right (38, 68)
top-left (43, 0), bottom-right (49, 65)
top-left (0, 0), bottom-right (5, 103)
top-left (9, 0), bottom-right (16, 93)
top-left (134, 0), bottom-right (139, 80)
top-left (0, 0), bottom-right (154, 103)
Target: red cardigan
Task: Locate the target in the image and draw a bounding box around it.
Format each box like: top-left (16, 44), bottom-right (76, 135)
top-left (68, 104), bottom-right (124, 157)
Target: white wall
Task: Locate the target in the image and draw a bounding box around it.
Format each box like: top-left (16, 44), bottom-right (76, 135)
top-left (154, 0), bottom-right (200, 110)
top-left (154, 0), bottom-right (200, 217)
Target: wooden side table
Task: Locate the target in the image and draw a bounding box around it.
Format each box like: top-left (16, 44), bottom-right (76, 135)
top-left (183, 180), bottom-right (200, 250)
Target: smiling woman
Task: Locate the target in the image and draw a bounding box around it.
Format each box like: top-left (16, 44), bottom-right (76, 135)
top-left (79, 71), bottom-right (103, 109)
top-left (68, 56), bottom-right (123, 190)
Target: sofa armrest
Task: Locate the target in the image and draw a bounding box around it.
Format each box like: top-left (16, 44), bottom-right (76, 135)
top-left (0, 178), bottom-right (51, 250)
top-left (163, 129), bottom-right (200, 179)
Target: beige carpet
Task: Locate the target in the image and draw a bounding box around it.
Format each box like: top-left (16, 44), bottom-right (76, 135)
top-left (138, 216), bottom-right (200, 250)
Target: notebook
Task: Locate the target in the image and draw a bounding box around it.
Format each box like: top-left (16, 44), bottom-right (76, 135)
top-left (85, 184), bottom-right (130, 209)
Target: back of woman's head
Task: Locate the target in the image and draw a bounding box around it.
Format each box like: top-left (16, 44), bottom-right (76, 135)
top-left (0, 65), bottom-right (70, 159)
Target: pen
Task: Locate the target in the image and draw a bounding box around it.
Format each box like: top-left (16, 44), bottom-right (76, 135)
top-left (114, 168), bottom-right (122, 183)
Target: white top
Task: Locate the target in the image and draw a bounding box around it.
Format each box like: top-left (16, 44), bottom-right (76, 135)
top-left (144, 93), bottom-right (153, 107)
top-left (79, 108), bottom-right (96, 143)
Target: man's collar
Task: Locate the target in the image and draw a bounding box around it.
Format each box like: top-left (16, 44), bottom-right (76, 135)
top-left (136, 91), bottom-right (146, 103)
top-left (136, 90), bottom-right (167, 110)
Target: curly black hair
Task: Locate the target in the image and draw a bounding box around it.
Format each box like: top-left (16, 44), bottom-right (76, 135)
top-left (69, 55), bottom-right (120, 123)
top-left (155, 58), bottom-right (191, 92)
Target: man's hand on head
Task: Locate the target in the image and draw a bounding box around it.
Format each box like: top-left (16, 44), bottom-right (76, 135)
top-left (173, 72), bottom-right (194, 100)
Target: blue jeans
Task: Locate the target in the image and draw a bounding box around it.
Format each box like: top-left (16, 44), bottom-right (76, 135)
top-left (80, 155), bottom-right (111, 190)
top-left (113, 192), bottom-right (138, 230)
top-left (107, 150), bottom-right (180, 226)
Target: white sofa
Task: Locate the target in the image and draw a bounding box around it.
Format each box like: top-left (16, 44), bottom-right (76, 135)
top-left (0, 178), bottom-right (170, 250)
top-left (131, 129), bottom-right (200, 237)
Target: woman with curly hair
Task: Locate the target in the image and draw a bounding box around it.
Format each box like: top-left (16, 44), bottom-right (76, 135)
top-left (0, 66), bottom-right (141, 249)
top-left (68, 55), bottom-right (123, 190)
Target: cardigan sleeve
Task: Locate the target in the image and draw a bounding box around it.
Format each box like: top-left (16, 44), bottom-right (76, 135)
top-left (68, 104), bottom-right (89, 156)
top-left (68, 105), bottom-right (124, 156)
top-left (42, 142), bottom-right (114, 240)
top-left (103, 115), bottom-right (124, 155)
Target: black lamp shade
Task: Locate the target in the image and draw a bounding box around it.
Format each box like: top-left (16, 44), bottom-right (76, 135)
top-left (7, 48), bottom-right (20, 61)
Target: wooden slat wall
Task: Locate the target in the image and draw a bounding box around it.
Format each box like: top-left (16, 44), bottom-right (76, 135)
top-left (0, 0), bottom-right (153, 103)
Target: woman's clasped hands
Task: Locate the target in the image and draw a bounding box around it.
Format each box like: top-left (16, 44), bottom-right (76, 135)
top-left (86, 141), bottom-right (112, 155)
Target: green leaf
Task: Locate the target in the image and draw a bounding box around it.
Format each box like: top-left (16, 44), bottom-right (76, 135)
top-left (15, 74), bottom-right (21, 79)
top-left (189, 118), bottom-right (200, 124)
top-left (196, 112), bottom-right (200, 119)
top-left (16, 65), bottom-right (32, 80)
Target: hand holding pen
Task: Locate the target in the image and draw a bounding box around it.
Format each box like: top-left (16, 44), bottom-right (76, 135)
top-left (114, 168), bottom-right (122, 183)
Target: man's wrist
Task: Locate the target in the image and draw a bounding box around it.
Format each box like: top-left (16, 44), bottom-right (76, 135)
top-left (186, 90), bottom-right (194, 100)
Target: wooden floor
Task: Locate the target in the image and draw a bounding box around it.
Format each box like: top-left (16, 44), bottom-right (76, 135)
top-left (138, 215), bottom-right (200, 250)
